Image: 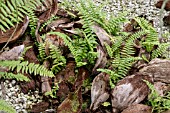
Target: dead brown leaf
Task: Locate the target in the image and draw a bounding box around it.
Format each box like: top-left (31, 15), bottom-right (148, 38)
top-left (111, 72), bottom-right (153, 113)
top-left (30, 102), bottom-right (49, 113)
top-left (92, 45), bottom-right (107, 75)
top-left (155, 0), bottom-right (170, 11)
top-left (121, 104), bottom-right (152, 113)
top-left (38, 0), bottom-right (58, 23)
top-left (0, 16), bottom-right (29, 44)
top-left (41, 60), bottom-right (52, 94)
top-left (0, 45), bottom-right (24, 60)
top-left (46, 18), bottom-right (70, 30)
top-left (139, 58), bottom-right (170, 84)
top-left (90, 72), bottom-right (110, 111)
top-left (92, 24), bottom-right (111, 47)
top-left (57, 87), bottom-right (82, 113)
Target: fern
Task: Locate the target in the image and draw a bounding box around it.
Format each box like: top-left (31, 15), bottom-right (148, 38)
top-left (0, 60), bottom-right (54, 77)
top-left (48, 31), bottom-right (97, 67)
top-left (0, 0), bottom-right (42, 32)
top-left (49, 44), bottom-right (66, 74)
top-left (0, 72), bottom-right (30, 81)
top-left (135, 17), bottom-right (159, 52)
top-left (121, 30), bottom-right (147, 57)
top-left (38, 42), bottom-right (47, 60)
top-left (97, 68), bottom-right (121, 88)
top-left (151, 43), bottom-right (170, 59)
top-left (0, 99), bottom-right (16, 113)
top-left (144, 80), bottom-right (170, 113)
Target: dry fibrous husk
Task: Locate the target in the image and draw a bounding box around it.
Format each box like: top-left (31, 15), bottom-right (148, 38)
top-left (140, 58), bottom-right (170, 84)
top-left (121, 104), bottom-right (152, 113)
top-left (90, 72), bottom-right (110, 111)
top-left (0, 45), bottom-right (24, 60)
top-left (111, 73), bottom-right (153, 113)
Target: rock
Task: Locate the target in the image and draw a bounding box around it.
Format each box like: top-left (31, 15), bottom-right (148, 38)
top-left (15, 105), bottom-right (20, 110)
top-left (140, 58), bottom-right (170, 84)
top-left (11, 80), bottom-right (16, 85)
top-left (121, 104), bottom-right (152, 113)
top-left (111, 73), bottom-right (153, 113)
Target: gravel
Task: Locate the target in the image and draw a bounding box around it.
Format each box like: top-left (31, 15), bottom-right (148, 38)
top-left (1, 0), bottom-right (170, 112)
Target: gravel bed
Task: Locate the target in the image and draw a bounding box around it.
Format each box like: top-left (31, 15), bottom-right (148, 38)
top-left (1, 0), bottom-right (170, 112)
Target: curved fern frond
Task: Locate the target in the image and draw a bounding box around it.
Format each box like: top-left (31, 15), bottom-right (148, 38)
top-left (48, 32), bottom-right (87, 67)
top-left (135, 17), bottom-right (159, 52)
top-left (0, 0), bottom-right (42, 32)
top-left (0, 72), bottom-right (30, 81)
top-left (0, 60), bottom-right (54, 77)
top-left (0, 99), bottom-right (16, 113)
top-left (49, 44), bottom-right (66, 73)
top-left (121, 30), bottom-right (147, 57)
top-left (152, 43), bottom-right (170, 59)
top-left (112, 57), bottom-right (141, 77)
top-left (38, 42), bottom-right (47, 60)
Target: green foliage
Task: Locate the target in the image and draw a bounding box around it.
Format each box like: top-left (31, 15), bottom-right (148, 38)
top-left (101, 30), bottom-right (144, 87)
top-left (135, 17), bottom-right (170, 59)
top-left (0, 72), bottom-right (30, 81)
top-left (0, 0), bottom-right (42, 32)
top-left (38, 42), bottom-right (47, 60)
top-left (144, 80), bottom-right (170, 113)
top-left (0, 99), bottom-right (16, 113)
top-left (151, 43), bottom-right (170, 59)
top-left (48, 32), bottom-right (97, 67)
top-left (45, 83), bottom-right (59, 98)
top-left (121, 30), bottom-right (147, 57)
top-left (39, 15), bottom-right (59, 32)
top-left (135, 17), bottom-right (159, 52)
top-left (38, 41), bottom-right (66, 74)
top-left (0, 60), bottom-right (54, 77)
top-left (49, 44), bottom-right (66, 74)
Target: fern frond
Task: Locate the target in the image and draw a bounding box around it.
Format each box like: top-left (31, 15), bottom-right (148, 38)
top-left (0, 0), bottom-right (42, 32)
top-left (49, 44), bottom-right (66, 73)
top-left (0, 99), bottom-right (16, 113)
top-left (112, 57), bottom-right (141, 77)
top-left (0, 60), bottom-right (54, 77)
top-left (0, 72), bottom-right (30, 81)
top-left (48, 32), bottom-right (87, 67)
top-left (135, 17), bottom-right (159, 52)
top-left (38, 42), bottom-right (47, 60)
top-left (121, 30), bottom-right (147, 57)
top-left (151, 43), bottom-right (170, 59)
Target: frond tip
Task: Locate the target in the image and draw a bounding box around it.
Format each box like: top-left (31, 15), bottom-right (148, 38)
top-left (0, 60), bottom-right (54, 77)
top-left (0, 72), bottom-right (30, 81)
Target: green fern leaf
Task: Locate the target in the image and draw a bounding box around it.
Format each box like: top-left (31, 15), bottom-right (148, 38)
top-left (0, 72), bottom-right (30, 81)
top-left (0, 60), bottom-right (54, 77)
top-left (0, 99), bottom-right (16, 113)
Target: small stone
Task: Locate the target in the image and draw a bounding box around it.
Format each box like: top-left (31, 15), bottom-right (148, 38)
top-left (34, 90), bottom-right (39, 94)
top-left (5, 80), bottom-right (9, 84)
top-left (23, 104), bottom-right (27, 109)
top-left (15, 105), bottom-right (21, 110)
top-left (7, 92), bottom-right (12, 97)
top-left (11, 80), bottom-right (16, 85)
top-left (8, 83), bottom-right (12, 88)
